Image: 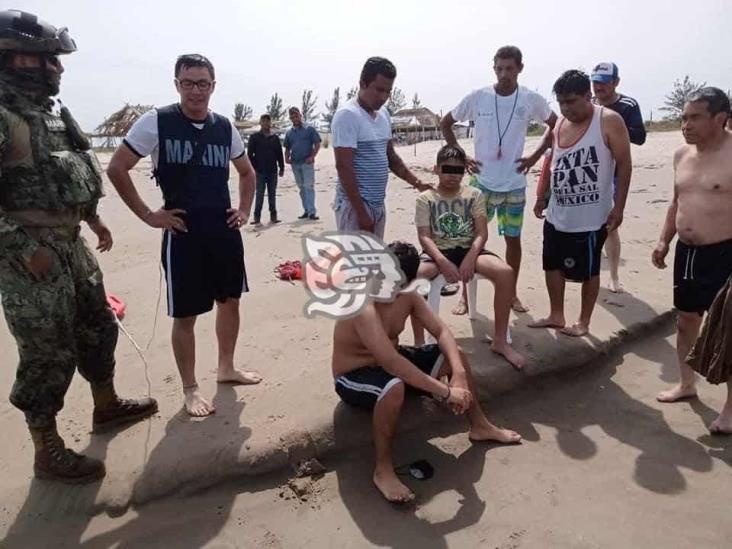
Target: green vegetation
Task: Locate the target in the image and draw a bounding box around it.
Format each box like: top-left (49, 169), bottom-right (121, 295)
top-left (233, 103), bottom-right (253, 122)
top-left (301, 89), bottom-right (318, 122)
top-left (266, 93), bottom-right (285, 121)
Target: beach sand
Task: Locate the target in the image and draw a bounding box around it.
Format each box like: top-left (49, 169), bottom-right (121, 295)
top-left (0, 131), bottom-right (683, 529)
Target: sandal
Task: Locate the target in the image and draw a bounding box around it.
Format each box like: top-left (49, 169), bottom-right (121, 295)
top-left (441, 283), bottom-right (460, 297)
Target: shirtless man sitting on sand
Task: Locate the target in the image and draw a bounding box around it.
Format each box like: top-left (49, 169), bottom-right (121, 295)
top-left (331, 241), bottom-right (521, 504)
top-left (652, 87), bottom-right (732, 434)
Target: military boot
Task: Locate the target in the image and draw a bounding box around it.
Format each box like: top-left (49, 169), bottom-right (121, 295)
top-left (91, 382), bottom-right (158, 433)
top-left (31, 425), bottom-right (105, 484)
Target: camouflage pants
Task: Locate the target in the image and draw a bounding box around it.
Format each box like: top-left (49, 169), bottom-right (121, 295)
top-left (0, 229), bottom-right (117, 429)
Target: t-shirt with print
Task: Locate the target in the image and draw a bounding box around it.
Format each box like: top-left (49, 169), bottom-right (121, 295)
top-left (451, 85), bottom-right (552, 193)
top-left (331, 98), bottom-right (391, 207)
top-left (123, 107), bottom-right (245, 167)
top-left (415, 185), bottom-right (486, 250)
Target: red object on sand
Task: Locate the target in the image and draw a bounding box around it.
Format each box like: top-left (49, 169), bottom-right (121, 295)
top-left (106, 293), bottom-right (126, 320)
top-left (274, 260), bottom-right (302, 281)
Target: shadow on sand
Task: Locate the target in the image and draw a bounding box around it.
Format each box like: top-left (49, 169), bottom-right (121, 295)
top-left (328, 319), bottom-right (729, 547)
top-left (332, 399), bottom-right (500, 549)
top-left (1, 384), bottom-right (257, 548)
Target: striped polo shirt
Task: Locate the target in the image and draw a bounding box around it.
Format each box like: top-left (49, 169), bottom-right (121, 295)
top-left (332, 98), bottom-right (392, 206)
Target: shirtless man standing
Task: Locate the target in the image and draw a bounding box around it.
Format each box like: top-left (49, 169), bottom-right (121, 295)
top-left (652, 88), bottom-right (732, 434)
top-left (331, 241), bottom-right (521, 503)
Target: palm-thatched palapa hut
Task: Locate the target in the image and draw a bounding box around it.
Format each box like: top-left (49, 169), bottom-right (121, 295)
top-left (92, 103), bottom-right (153, 148)
top-left (392, 107), bottom-right (471, 144)
top-left (391, 107), bottom-right (442, 144)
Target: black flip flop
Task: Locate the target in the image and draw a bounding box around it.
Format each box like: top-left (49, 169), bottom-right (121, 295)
top-left (440, 283), bottom-right (460, 297)
top-left (395, 459), bottom-right (434, 480)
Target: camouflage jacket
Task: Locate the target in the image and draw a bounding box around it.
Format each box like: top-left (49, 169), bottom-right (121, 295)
top-left (0, 81), bottom-right (103, 262)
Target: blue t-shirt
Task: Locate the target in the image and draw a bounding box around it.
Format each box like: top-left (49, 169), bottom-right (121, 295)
top-left (284, 125), bottom-right (321, 163)
top-left (331, 99), bottom-right (392, 206)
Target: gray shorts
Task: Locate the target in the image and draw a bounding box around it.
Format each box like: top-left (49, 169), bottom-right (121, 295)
top-left (333, 197), bottom-right (386, 240)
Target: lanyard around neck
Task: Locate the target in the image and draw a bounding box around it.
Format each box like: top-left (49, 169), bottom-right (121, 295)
top-left (494, 88), bottom-right (519, 159)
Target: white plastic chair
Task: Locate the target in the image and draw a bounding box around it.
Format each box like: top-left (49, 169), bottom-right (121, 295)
top-left (424, 274), bottom-right (511, 344)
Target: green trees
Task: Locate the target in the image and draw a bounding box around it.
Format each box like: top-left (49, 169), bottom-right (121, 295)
top-left (661, 76), bottom-right (706, 120)
top-left (266, 93), bottom-right (285, 121)
top-left (322, 87), bottom-right (341, 128)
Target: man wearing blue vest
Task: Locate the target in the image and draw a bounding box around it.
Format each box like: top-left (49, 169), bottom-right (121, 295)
top-left (107, 54), bottom-right (259, 417)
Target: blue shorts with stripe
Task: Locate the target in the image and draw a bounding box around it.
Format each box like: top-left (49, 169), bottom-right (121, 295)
top-left (161, 211), bottom-right (248, 318)
top-left (334, 345), bottom-right (444, 410)
top-left (542, 221), bottom-right (608, 282)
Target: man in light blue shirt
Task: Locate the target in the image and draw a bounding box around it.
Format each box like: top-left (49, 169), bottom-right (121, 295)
top-left (284, 107), bottom-right (321, 220)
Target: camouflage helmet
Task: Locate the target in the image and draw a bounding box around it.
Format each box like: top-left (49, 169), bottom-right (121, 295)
top-left (0, 10), bottom-right (76, 54)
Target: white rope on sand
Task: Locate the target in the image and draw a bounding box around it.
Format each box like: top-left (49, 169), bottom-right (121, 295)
top-left (113, 264), bottom-right (164, 401)
top-left (115, 316), bottom-right (153, 400)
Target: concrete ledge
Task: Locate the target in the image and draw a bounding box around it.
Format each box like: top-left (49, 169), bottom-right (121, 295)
top-left (124, 308), bottom-right (675, 507)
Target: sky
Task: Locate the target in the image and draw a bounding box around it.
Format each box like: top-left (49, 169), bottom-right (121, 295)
top-left (14, 0), bottom-right (732, 131)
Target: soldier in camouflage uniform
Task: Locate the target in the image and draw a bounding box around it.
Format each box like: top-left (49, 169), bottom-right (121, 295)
top-left (0, 10), bottom-right (157, 484)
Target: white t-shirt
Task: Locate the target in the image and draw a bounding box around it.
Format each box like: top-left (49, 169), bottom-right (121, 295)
top-left (331, 98), bottom-right (392, 206)
top-left (124, 108), bottom-right (245, 167)
top-left (451, 85), bottom-right (552, 192)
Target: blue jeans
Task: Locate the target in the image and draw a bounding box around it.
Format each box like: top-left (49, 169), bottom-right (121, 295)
top-left (254, 171), bottom-right (278, 220)
top-left (291, 162), bottom-right (316, 215)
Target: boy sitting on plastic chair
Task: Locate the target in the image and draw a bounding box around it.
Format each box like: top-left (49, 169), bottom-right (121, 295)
top-left (411, 145), bottom-right (526, 370)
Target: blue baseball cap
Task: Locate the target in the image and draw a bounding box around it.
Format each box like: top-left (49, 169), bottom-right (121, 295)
top-left (591, 62), bottom-right (619, 83)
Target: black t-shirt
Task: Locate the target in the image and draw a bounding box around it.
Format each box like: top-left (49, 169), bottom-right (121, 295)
top-left (599, 94), bottom-right (647, 146)
top-left (247, 131), bottom-right (284, 173)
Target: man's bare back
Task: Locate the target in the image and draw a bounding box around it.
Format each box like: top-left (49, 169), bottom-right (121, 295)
top-left (331, 294), bottom-right (413, 376)
top-left (674, 131), bottom-right (732, 245)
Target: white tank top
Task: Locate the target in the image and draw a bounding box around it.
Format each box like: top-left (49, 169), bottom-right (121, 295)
top-left (546, 105), bottom-right (615, 232)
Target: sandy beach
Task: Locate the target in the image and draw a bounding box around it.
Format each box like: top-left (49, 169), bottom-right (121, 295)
top-left (1, 130), bottom-right (710, 545)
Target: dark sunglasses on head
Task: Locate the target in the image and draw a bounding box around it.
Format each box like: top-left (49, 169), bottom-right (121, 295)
top-left (441, 165), bottom-right (465, 175)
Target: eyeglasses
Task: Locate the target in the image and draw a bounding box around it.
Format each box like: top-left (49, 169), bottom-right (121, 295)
top-left (176, 78), bottom-right (214, 91)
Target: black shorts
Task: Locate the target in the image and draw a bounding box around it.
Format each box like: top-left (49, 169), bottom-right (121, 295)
top-left (542, 221), bottom-right (608, 282)
top-left (161, 219), bottom-right (248, 318)
top-left (420, 247), bottom-right (497, 268)
top-left (673, 239), bottom-right (732, 314)
top-left (334, 345), bottom-right (444, 410)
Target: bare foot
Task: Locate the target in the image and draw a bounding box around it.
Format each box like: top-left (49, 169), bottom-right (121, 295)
top-left (609, 278), bottom-right (624, 293)
top-left (511, 297), bottom-right (529, 313)
top-left (217, 369), bottom-right (263, 385)
top-left (491, 341), bottom-right (526, 371)
top-left (709, 415), bottom-right (732, 435)
top-left (560, 322), bottom-right (589, 337)
top-left (184, 386), bottom-right (215, 417)
top-left (469, 422), bottom-right (522, 444)
top-left (451, 300), bottom-right (468, 316)
top-left (373, 467), bottom-right (415, 504)
top-left (656, 384), bottom-right (697, 403)
top-left (528, 316), bottom-right (565, 329)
